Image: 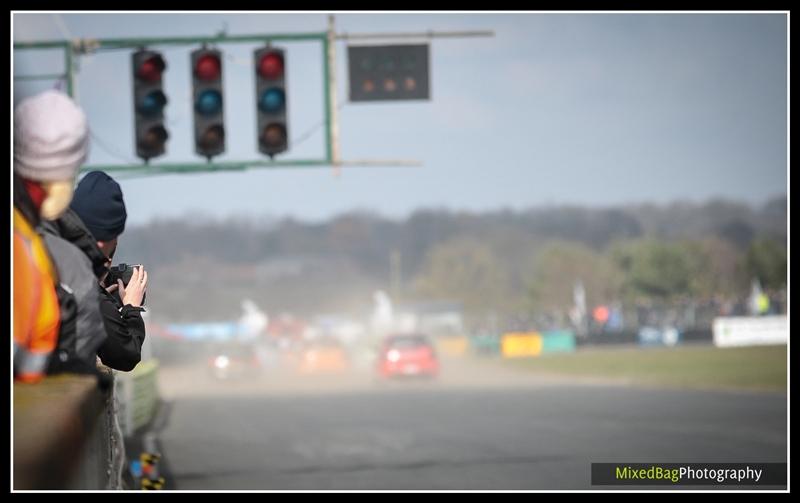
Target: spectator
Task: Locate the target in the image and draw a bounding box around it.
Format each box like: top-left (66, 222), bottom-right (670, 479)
top-left (41, 206), bottom-right (109, 374)
top-left (13, 90), bottom-right (87, 382)
top-left (70, 171), bottom-right (149, 371)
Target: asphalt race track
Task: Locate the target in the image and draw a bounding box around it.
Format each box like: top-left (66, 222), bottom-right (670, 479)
top-left (154, 358), bottom-right (787, 490)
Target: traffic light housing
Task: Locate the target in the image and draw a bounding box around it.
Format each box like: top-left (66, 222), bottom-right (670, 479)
top-left (191, 47), bottom-right (225, 159)
top-left (254, 46), bottom-right (288, 157)
top-left (132, 49), bottom-right (169, 161)
top-left (348, 44), bottom-right (430, 102)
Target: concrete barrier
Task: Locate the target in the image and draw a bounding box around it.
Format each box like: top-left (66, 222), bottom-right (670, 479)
top-left (436, 336), bottom-right (470, 357)
top-left (13, 372), bottom-right (119, 489)
top-left (501, 332), bottom-right (543, 358)
top-left (470, 334), bottom-right (501, 356)
top-left (541, 330), bottom-right (577, 353)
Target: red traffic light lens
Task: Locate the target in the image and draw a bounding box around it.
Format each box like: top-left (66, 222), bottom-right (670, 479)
top-left (258, 52), bottom-right (284, 80)
top-left (195, 54), bottom-right (221, 81)
top-left (137, 55), bottom-right (166, 82)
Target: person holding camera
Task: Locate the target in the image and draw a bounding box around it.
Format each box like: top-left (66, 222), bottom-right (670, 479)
top-left (69, 170), bottom-right (148, 372)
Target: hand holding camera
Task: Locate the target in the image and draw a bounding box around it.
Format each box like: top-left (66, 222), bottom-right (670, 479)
top-left (106, 263), bottom-right (148, 307)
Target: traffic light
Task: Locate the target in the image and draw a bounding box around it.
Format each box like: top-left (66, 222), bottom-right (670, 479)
top-left (132, 49), bottom-right (168, 161)
top-left (191, 47), bottom-right (225, 159)
top-left (254, 46), bottom-right (288, 157)
top-left (348, 44), bottom-right (430, 102)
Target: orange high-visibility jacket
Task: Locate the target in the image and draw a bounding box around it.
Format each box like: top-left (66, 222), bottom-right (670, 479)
top-left (13, 207), bottom-right (60, 383)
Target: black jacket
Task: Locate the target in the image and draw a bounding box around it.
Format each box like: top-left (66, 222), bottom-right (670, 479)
top-left (51, 208), bottom-right (146, 371)
top-left (48, 208), bottom-right (108, 278)
top-left (97, 285), bottom-right (146, 371)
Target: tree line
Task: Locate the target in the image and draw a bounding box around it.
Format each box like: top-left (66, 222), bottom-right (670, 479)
top-left (117, 196), bottom-right (786, 322)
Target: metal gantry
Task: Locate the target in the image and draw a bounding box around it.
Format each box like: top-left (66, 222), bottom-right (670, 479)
top-left (13, 16), bottom-right (493, 178)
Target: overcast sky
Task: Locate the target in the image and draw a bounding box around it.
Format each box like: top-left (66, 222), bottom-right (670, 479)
top-left (12, 12), bottom-right (788, 225)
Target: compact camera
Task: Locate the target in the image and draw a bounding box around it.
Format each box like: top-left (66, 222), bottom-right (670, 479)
top-left (107, 263), bottom-right (142, 285)
top-left (106, 263), bottom-right (146, 305)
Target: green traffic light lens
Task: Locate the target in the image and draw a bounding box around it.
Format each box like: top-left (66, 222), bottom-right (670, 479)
top-left (258, 88), bottom-right (285, 114)
top-left (137, 91), bottom-right (167, 117)
top-left (195, 90), bottom-right (223, 116)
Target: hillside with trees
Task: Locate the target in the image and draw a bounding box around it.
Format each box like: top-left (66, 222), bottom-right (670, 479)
top-left (115, 196), bottom-right (787, 324)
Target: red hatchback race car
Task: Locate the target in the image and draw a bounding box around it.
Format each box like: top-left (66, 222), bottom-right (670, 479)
top-left (377, 334), bottom-right (439, 379)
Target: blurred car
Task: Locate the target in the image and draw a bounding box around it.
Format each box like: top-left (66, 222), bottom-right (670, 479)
top-left (297, 338), bottom-right (349, 374)
top-left (378, 334), bottom-right (439, 379)
top-left (207, 342), bottom-right (260, 380)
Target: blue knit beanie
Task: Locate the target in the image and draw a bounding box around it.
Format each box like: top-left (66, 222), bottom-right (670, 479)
top-left (70, 171), bottom-right (127, 241)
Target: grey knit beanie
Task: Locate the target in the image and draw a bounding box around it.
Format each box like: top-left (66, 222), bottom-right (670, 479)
top-left (14, 90), bottom-right (90, 182)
